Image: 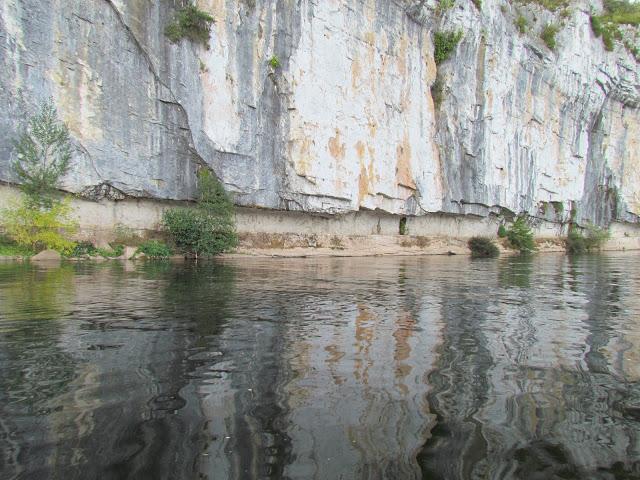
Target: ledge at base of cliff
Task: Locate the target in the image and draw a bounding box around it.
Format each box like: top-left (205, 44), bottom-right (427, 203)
top-left (2, 184), bottom-right (640, 255)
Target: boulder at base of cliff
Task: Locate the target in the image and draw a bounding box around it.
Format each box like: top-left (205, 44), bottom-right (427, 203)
top-left (119, 246), bottom-right (138, 260)
top-left (31, 250), bottom-right (62, 262)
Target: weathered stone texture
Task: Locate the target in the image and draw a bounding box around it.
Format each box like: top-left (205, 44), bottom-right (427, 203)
top-left (0, 0), bottom-right (638, 226)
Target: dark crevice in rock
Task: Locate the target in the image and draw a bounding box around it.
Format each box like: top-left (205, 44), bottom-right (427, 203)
top-left (79, 183), bottom-right (127, 201)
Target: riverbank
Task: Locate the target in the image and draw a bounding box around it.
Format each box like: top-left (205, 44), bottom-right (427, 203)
top-left (2, 183), bottom-right (640, 260)
top-left (0, 235), bottom-right (625, 262)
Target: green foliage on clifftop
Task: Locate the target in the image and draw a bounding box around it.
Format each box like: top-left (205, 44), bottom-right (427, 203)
top-left (591, 0), bottom-right (640, 59)
top-left (519, 0), bottom-right (569, 12)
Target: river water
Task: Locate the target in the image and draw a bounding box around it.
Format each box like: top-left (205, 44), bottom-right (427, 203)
top-left (0, 253), bottom-right (639, 480)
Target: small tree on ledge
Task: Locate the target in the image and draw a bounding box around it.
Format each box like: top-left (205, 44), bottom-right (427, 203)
top-left (12, 101), bottom-right (71, 207)
top-left (1, 101), bottom-right (77, 253)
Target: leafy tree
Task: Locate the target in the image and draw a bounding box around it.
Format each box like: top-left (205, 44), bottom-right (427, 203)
top-left (1, 101), bottom-right (77, 253)
top-left (12, 101), bottom-right (71, 207)
top-left (2, 197), bottom-right (77, 254)
top-left (163, 170), bottom-right (237, 257)
top-left (506, 216), bottom-right (536, 253)
top-left (565, 224), bottom-right (610, 254)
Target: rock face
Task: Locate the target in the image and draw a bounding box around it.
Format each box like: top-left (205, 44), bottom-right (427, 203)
top-left (0, 0), bottom-right (638, 228)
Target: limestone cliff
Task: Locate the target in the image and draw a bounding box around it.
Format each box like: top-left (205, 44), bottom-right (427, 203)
top-left (1, 0), bottom-right (638, 228)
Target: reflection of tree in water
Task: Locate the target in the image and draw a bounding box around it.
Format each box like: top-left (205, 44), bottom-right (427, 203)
top-left (498, 255), bottom-right (533, 289)
top-left (134, 260), bottom-right (292, 479)
top-left (504, 255), bottom-right (640, 479)
top-left (555, 255), bottom-right (640, 476)
top-left (0, 263), bottom-right (77, 477)
top-left (0, 260), bottom-right (243, 480)
top-left (96, 260), bottom-right (239, 480)
top-left (417, 280), bottom-right (493, 480)
top-left (210, 264), bottom-right (296, 479)
top-left (0, 263), bottom-right (77, 408)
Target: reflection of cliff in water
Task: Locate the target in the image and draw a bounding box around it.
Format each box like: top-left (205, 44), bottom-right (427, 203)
top-left (418, 255), bottom-right (640, 479)
top-left (417, 262), bottom-right (494, 480)
top-left (1, 254), bottom-right (640, 480)
top-left (0, 261), bottom-right (238, 479)
top-left (199, 258), bottom-right (440, 479)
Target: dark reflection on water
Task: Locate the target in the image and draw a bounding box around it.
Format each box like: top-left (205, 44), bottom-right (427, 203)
top-left (0, 254), bottom-right (639, 479)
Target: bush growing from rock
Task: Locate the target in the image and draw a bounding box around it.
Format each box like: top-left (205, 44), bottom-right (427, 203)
top-left (540, 24), bottom-right (560, 50)
top-left (468, 236), bottom-right (500, 258)
top-left (137, 240), bottom-right (172, 259)
top-left (165, 4), bottom-right (214, 46)
top-left (565, 224), bottom-right (610, 254)
top-left (268, 55), bottom-right (281, 69)
top-left (163, 170), bottom-right (237, 257)
top-left (433, 30), bottom-right (463, 64)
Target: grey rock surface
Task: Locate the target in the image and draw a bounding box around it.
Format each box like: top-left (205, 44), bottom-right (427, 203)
top-left (31, 249), bottom-right (62, 262)
top-left (0, 0), bottom-right (638, 227)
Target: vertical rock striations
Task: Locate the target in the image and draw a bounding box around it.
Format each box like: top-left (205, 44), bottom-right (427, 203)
top-left (0, 0), bottom-right (638, 228)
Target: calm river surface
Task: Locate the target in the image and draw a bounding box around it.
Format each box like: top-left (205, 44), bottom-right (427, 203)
top-left (0, 253), bottom-right (639, 480)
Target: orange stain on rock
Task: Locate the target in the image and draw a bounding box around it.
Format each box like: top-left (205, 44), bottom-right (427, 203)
top-left (397, 36), bottom-right (408, 78)
top-left (396, 134), bottom-right (416, 190)
top-left (368, 120), bottom-right (377, 138)
top-left (328, 130), bottom-right (346, 161)
top-left (356, 141), bottom-right (369, 203)
top-left (351, 56), bottom-right (361, 90)
top-left (291, 137), bottom-right (313, 177)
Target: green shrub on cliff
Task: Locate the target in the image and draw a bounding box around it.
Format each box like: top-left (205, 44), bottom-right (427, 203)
top-left (268, 55), bottom-right (281, 69)
top-left (433, 30), bottom-right (463, 65)
top-left (540, 24), bottom-right (559, 50)
top-left (163, 170), bottom-right (237, 257)
top-left (1, 101), bottom-right (77, 254)
top-left (590, 0), bottom-right (640, 57)
top-left (165, 5), bottom-right (214, 46)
